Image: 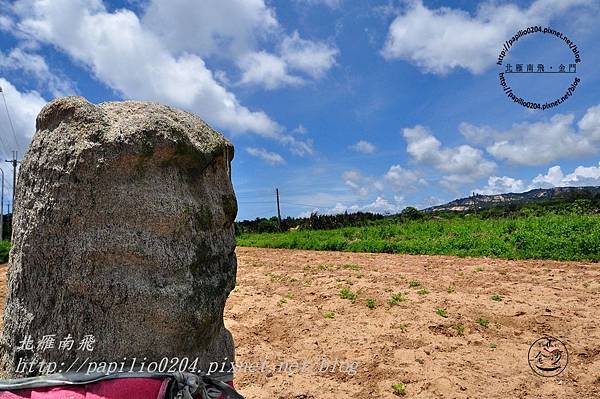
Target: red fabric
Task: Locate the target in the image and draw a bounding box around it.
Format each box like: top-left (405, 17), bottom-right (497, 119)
top-left (212, 381), bottom-right (234, 399)
top-left (0, 378), bottom-right (170, 399)
top-left (0, 377), bottom-right (235, 399)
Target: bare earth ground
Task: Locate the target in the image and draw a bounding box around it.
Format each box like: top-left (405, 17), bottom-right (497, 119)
top-left (227, 247), bottom-right (600, 399)
top-left (0, 248), bottom-right (600, 398)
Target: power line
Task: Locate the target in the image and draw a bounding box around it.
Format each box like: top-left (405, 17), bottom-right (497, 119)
top-left (0, 89), bottom-right (20, 150)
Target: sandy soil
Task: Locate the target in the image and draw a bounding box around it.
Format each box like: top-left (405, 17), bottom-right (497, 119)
top-left (227, 247), bottom-right (600, 399)
top-left (0, 248), bottom-right (599, 398)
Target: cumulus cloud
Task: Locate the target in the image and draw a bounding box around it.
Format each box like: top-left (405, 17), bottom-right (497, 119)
top-left (531, 163), bottom-right (600, 188)
top-left (403, 125), bottom-right (496, 186)
top-left (342, 170), bottom-right (370, 197)
top-left (462, 107), bottom-right (600, 166)
top-left (349, 140), bottom-right (376, 154)
top-left (474, 176), bottom-right (526, 195)
top-left (0, 48), bottom-right (74, 96)
top-left (142, 0), bottom-right (278, 57)
top-left (238, 51), bottom-right (304, 89)
top-left (12, 0), bottom-right (281, 137)
top-left (280, 31), bottom-right (338, 79)
top-left (0, 77), bottom-right (46, 162)
top-left (237, 32), bottom-right (338, 89)
top-left (304, 196), bottom-right (405, 217)
top-left (383, 164), bottom-right (419, 192)
top-left (381, 0), bottom-right (591, 74)
top-left (245, 147), bottom-right (285, 165)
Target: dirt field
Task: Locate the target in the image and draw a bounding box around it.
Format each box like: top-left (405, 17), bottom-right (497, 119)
top-left (0, 248), bottom-right (600, 398)
top-left (227, 247), bottom-right (600, 398)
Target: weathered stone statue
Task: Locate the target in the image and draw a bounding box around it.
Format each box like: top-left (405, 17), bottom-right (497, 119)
top-left (0, 97), bottom-right (237, 377)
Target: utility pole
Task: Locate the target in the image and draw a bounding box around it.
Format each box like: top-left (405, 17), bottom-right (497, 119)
top-left (276, 188), bottom-right (282, 231)
top-left (5, 151), bottom-right (18, 208)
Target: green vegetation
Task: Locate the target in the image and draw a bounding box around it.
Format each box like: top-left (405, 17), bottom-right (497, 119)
top-left (391, 382), bottom-right (406, 396)
top-left (408, 280), bottom-right (421, 288)
top-left (436, 308), bottom-right (448, 318)
top-left (339, 288), bottom-right (357, 301)
top-left (340, 263), bottom-right (362, 271)
top-left (476, 318), bottom-right (490, 328)
top-left (323, 311), bottom-right (335, 319)
top-left (417, 288), bottom-right (430, 296)
top-left (238, 211), bottom-right (600, 261)
top-left (0, 240), bottom-right (9, 263)
top-left (388, 292), bottom-right (407, 306)
top-left (366, 298), bottom-right (376, 309)
top-left (490, 294), bottom-right (503, 302)
top-left (455, 324), bottom-right (465, 336)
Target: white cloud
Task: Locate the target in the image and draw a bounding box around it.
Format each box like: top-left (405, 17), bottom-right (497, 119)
top-left (13, 0), bottom-right (281, 137)
top-left (307, 196), bottom-right (405, 217)
top-left (142, 0), bottom-right (278, 57)
top-left (0, 48), bottom-right (73, 96)
top-left (463, 109), bottom-right (600, 166)
top-left (403, 125), bottom-right (496, 185)
top-left (531, 163), bottom-right (600, 188)
top-left (238, 51), bottom-right (304, 89)
top-left (294, 0), bottom-right (342, 9)
top-left (0, 77), bottom-right (47, 159)
top-left (474, 176), bottom-right (526, 195)
top-left (0, 14), bottom-right (13, 31)
top-left (292, 124), bottom-right (307, 135)
top-left (245, 147), bottom-right (285, 165)
top-left (381, 0), bottom-right (591, 74)
top-left (237, 32), bottom-right (338, 89)
top-left (349, 140), bottom-right (376, 154)
top-left (342, 170), bottom-right (370, 197)
top-left (383, 164), bottom-right (419, 192)
top-left (280, 31), bottom-right (338, 79)
top-left (578, 104), bottom-right (600, 141)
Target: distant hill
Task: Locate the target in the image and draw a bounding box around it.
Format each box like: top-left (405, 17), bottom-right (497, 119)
top-left (425, 186), bottom-right (600, 213)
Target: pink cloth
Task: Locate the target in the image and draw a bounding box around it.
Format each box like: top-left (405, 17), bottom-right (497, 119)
top-left (0, 378), bottom-right (169, 399)
top-left (0, 378), bottom-right (234, 399)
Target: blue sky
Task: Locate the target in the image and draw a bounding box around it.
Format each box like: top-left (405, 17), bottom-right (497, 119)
top-left (1, 0), bottom-right (600, 220)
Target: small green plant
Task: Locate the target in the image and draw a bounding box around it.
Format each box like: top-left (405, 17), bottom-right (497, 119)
top-left (476, 318), bottom-right (490, 327)
top-left (323, 311), bottom-right (335, 319)
top-left (277, 298), bottom-right (287, 306)
top-left (491, 294), bottom-right (503, 302)
top-left (366, 298), bottom-right (376, 309)
top-left (340, 288), bottom-right (357, 301)
top-left (436, 308), bottom-right (448, 318)
top-left (455, 324), bottom-right (465, 336)
top-left (447, 285), bottom-right (455, 293)
top-left (408, 280), bottom-right (421, 288)
top-left (391, 382), bottom-right (406, 396)
top-left (340, 263), bottom-right (362, 271)
top-left (596, 375), bottom-right (600, 383)
top-left (397, 323), bottom-right (409, 332)
top-left (417, 288), bottom-right (430, 295)
top-left (490, 342), bottom-right (497, 349)
top-left (474, 266), bottom-right (485, 272)
top-left (388, 292), bottom-right (407, 306)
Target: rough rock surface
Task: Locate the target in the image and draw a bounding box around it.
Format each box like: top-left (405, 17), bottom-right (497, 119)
top-left (0, 96), bottom-right (238, 377)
